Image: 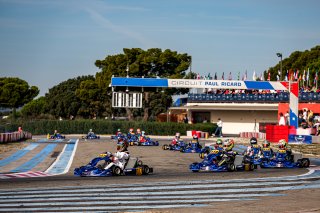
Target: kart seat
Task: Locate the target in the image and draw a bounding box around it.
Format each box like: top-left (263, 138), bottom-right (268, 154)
top-left (125, 157), bottom-right (137, 169)
top-left (234, 155), bottom-right (243, 166)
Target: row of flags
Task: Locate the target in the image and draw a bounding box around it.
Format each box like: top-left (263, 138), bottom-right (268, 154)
top-left (196, 69), bottom-right (319, 85)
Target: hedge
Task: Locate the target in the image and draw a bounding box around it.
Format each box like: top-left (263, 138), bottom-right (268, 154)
top-left (1, 120), bottom-right (217, 136)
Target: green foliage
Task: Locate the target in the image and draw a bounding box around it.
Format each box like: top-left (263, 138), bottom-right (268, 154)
top-left (0, 77), bottom-right (39, 109)
top-left (44, 75), bottom-right (94, 118)
top-left (20, 97), bottom-right (46, 118)
top-left (2, 120), bottom-right (217, 136)
top-left (266, 45), bottom-right (320, 85)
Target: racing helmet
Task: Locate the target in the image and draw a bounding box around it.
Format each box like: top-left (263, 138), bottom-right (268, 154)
top-left (192, 134), bottom-right (198, 142)
top-left (223, 139), bottom-right (235, 151)
top-left (141, 131), bottom-right (145, 136)
top-left (175, 132), bottom-right (181, 139)
top-left (136, 128), bottom-right (141, 134)
top-left (278, 139), bottom-right (287, 150)
top-left (117, 139), bottom-right (128, 151)
top-left (129, 128), bottom-right (134, 133)
top-left (250, 137), bottom-right (258, 146)
top-left (89, 129), bottom-right (92, 132)
top-left (117, 128), bottom-right (121, 132)
top-left (262, 140), bottom-right (270, 148)
top-left (216, 139), bottom-right (223, 146)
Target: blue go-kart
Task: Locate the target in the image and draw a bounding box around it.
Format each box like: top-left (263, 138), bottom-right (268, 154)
top-left (82, 134), bottom-right (100, 140)
top-left (111, 133), bottom-right (126, 140)
top-left (190, 149), bottom-right (254, 172)
top-left (162, 141), bottom-right (187, 151)
top-left (199, 145), bottom-right (223, 159)
top-left (129, 136), bottom-right (159, 146)
top-left (260, 149), bottom-right (310, 168)
top-left (180, 142), bottom-right (203, 153)
top-left (49, 134), bottom-right (65, 139)
top-left (74, 152), bottom-right (153, 177)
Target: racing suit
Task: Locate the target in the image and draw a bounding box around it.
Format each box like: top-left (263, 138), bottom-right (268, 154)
top-left (104, 151), bottom-right (130, 170)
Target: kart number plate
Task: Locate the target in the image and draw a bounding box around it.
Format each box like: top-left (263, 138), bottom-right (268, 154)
top-left (276, 163), bottom-right (282, 168)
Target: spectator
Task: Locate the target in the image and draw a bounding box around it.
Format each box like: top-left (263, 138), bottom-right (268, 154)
top-left (285, 111), bottom-right (289, 125)
top-left (214, 118), bottom-right (223, 137)
top-left (279, 112), bottom-right (286, 126)
top-left (183, 115), bottom-right (189, 124)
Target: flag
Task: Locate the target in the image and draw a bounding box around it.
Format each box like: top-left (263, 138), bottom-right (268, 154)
top-left (222, 72), bottom-right (224, 80)
top-left (277, 75), bottom-right (280, 81)
top-left (237, 72), bottom-right (240, 80)
top-left (207, 73), bottom-right (211, 80)
top-left (303, 70), bottom-right (306, 82)
top-left (285, 70), bottom-right (288, 81)
top-left (252, 70), bottom-right (256, 81)
top-left (214, 72), bottom-right (217, 80)
top-left (267, 71), bottom-right (271, 81)
top-left (244, 70), bottom-right (247, 81)
top-left (228, 72), bottom-right (232, 80)
top-left (260, 72), bottom-right (264, 81)
top-left (197, 73), bottom-right (200, 79)
top-left (307, 69), bottom-right (310, 86)
top-left (295, 70), bottom-right (299, 80)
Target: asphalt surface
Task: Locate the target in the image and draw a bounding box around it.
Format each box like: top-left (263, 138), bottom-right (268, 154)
top-left (0, 136), bottom-right (319, 212)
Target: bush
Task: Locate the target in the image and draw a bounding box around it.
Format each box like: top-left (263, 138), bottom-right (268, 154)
top-left (1, 120), bottom-right (217, 135)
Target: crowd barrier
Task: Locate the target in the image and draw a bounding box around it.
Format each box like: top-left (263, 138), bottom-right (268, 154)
top-left (188, 92), bottom-right (320, 103)
top-left (239, 132), bottom-right (266, 139)
top-left (0, 131), bottom-right (32, 143)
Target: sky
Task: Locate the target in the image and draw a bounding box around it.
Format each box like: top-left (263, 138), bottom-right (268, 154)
top-left (1, 0), bottom-right (320, 96)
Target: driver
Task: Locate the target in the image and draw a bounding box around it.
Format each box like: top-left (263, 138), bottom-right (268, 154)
top-left (127, 128), bottom-right (135, 139)
top-left (261, 140), bottom-right (274, 159)
top-left (189, 134), bottom-right (201, 149)
top-left (244, 137), bottom-right (261, 157)
top-left (214, 138), bottom-right (223, 149)
top-left (278, 139), bottom-right (293, 161)
top-left (88, 129), bottom-right (94, 136)
top-left (171, 132), bottom-right (181, 146)
top-left (104, 142), bottom-right (130, 170)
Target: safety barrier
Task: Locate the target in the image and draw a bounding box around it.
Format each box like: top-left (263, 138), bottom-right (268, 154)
top-left (188, 92), bottom-right (320, 103)
top-left (239, 132), bottom-right (266, 139)
top-left (0, 131), bottom-right (32, 143)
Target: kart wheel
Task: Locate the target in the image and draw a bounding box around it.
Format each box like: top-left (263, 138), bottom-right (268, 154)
top-left (112, 166), bottom-right (122, 176)
top-left (180, 147), bottom-right (185, 153)
top-left (297, 159), bottom-right (303, 168)
top-left (301, 158), bottom-right (310, 168)
top-left (162, 144), bottom-right (168, 150)
top-left (227, 163), bottom-right (236, 172)
top-left (250, 164), bottom-right (255, 171)
top-left (142, 165), bottom-right (150, 175)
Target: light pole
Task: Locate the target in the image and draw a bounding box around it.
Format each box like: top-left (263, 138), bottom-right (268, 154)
top-left (277, 53), bottom-right (282, 81)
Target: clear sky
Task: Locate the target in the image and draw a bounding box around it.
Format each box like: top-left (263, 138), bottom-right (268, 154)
top-left (1, 0), bottom-right (320, 96)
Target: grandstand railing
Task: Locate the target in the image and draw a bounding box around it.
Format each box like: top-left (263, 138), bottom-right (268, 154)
top-left (187, 92), bottom-right (320, 103)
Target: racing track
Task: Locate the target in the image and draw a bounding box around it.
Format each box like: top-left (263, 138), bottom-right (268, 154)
top-left (0, 137), bottom-right (319, 212)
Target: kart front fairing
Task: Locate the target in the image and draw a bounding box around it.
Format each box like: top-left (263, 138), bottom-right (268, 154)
top-left (190, 150), bottom-right (227, 172)
top-left (74, 155), bottom-right (113, 177)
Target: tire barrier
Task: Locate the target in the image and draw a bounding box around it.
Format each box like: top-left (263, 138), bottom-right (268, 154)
top-left (239, 132), bottom-right (266, 139)
top-left (0, 131), bottom-right (32, 143)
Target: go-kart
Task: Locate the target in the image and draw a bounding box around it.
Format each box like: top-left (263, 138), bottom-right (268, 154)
top-left (190, 149), bottom-right (254, 172)
top-left (129, 136), bottom-right (159, 146)
top-left (199, 145), bottom-right (222, 159)
top-left (260, 149), bottom-right (310, 168)
top-left (82, 134), bottom-right (100, 139)
top-left (180, 142), bottom-right (203, 153)
top-left (74, 152), bottom-right (153, 177)
top-left (162, 141), bottom-right (187, 151)
top-left (49, 134), bottom-right (65, 139)
top-left (111, 133), bottom-right (125, 140)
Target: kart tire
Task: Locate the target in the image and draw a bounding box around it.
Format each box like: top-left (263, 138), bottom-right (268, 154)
top-left (301, 158), bottom-right (310, 168)
top-left (227, 163), bottom-right (236, 172)
top-left (180, 147), bottom-right (185, 153)
top-left (142, 165), bottom-right (150, 175)
top-left (112, 166), bottom-right (122, 176)
top-left (162, 145), bottom-right (168, 150)
top-left (250, 163), bottom-right (255, 171)
top-left (297, 159), bottom-right (303, 168)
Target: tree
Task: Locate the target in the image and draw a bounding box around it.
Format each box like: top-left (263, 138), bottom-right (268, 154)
top-left (21, 97), bottom-right (47, 118)
top-left (0, 77), bottom-right (39, 119)
top-left (45, 75), bottom-right (94, 118)
top-left (95, 48), bottom-right (192, 121)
